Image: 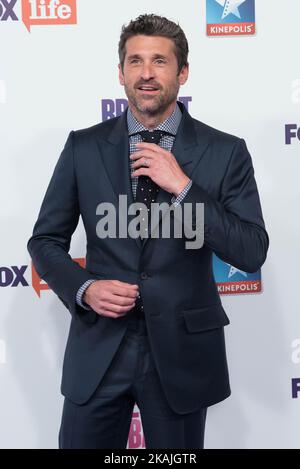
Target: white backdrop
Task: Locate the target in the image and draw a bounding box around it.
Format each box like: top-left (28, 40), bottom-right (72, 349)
top-left (0, 0), bottom-right (300, 448)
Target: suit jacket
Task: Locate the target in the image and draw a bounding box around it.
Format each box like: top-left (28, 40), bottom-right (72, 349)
top-left (27, 102), bottom-right (269, 414)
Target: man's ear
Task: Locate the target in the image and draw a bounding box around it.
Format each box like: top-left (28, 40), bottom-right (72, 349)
top-left (178, 63), bottom-right (189, 85)
top-left (118, 64), bottom-right (125, 85)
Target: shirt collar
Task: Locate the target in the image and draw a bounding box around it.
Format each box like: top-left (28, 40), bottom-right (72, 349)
top-left (127, 102), bottom-right (182, 137)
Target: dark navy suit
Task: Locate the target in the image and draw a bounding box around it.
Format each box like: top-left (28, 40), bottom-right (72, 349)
top-left (28, 102), bottom-right (268, 447)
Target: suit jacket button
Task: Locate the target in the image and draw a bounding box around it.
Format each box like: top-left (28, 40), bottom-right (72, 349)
top-left (140, 272), bottom-right (148, 280)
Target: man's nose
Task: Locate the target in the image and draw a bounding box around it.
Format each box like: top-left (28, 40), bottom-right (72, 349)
top-left (141, 63), bottom-right (155, 81)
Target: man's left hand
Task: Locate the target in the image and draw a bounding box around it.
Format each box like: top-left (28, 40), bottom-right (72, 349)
top-left (131, 142), bottom-right (190, 197)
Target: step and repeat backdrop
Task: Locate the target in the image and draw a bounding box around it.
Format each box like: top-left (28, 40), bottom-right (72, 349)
top-left (0, 0), bottom-right (299, 449)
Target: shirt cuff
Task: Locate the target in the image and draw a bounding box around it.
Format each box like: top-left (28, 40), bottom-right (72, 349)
top-left (171, 179), bottom-right (193, 206)
top-left (76, 279), bottom-right (97, 310)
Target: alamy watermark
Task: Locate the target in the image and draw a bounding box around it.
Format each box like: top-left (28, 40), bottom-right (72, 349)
top-left (95, 195), bottom-right (204, 249)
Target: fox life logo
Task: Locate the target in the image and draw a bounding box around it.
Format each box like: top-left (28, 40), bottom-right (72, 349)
top-left (0, 0), bottom-right (77, 32)
top-left (0, 259), bottom-right (85, 297)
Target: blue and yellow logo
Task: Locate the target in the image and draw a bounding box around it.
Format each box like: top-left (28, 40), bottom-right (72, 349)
top-left (206, 0), bottom-right (256, 36)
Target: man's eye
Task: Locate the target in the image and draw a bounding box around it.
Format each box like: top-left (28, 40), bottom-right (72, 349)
top-left (130, 59), bottom-right (140, 64)
top-left (155, 59), bottom-right (166, 64)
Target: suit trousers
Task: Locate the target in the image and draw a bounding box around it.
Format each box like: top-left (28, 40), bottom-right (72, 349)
top-left (59, 309), bottom-right (207, 449)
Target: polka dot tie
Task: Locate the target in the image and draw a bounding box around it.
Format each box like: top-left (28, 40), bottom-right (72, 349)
top-left (135, 130), bottom-right (171, 212)
top-left (132, 130), bottom-right (172, 315)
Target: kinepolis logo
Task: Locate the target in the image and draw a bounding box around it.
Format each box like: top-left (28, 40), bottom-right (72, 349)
top-left (213, 254), bottom-right (262, 294)
top-left (0, 0), bottom-right (77, 32)
top-left (206, 0), bottom-right (255, 37)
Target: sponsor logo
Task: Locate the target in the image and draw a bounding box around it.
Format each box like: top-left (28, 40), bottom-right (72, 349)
top-left (31, 257), bottom-right (84, 296)
top-left (0, 0), bottom-right (18, 21)
top-left (0, 265), bottom-right (29, 287)
top-left (206, 0), bottom-right (255, 37)
top-left (292, 379), bottom-right (300, 399)
top-left (0, 260), bottom-right (82, 295)
top-left (101, 96), bottom-right (192, 121)
top-left (22, 0), bottom-right (77, 32)
top-left (0, 0), bottom-right (77, 32)
top-left (285, 124), bottom-right (300, 144)
top-left (127, 405), bottom-right (145, 449)
top-left (213, 254), bottom-right (262, 294)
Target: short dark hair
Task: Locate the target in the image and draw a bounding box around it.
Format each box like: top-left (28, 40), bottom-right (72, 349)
top-left (118, 14), bottom-right (189, 73)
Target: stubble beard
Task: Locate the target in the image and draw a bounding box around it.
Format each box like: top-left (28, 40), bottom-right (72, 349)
top-left (124, 81), bottom-right (180, 117)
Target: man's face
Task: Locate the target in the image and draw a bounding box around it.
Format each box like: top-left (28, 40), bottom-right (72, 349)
top-left (119, 35), bottom-right (188, 118)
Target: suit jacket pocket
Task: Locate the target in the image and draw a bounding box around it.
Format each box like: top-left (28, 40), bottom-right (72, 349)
top-left (181, 303), bottom-right (230, 333)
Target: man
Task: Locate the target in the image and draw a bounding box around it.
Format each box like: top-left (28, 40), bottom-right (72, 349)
top-left (27, 14), bottom-right (269, 449)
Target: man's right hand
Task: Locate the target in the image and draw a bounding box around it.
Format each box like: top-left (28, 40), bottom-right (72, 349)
top-left (83, 280), bottom-right (139, 318)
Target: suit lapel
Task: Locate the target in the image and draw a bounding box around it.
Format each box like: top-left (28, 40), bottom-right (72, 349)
top-left (96, 112), bottom-right (143, 249)
top-left (95, 105), bottom-right (211, 251)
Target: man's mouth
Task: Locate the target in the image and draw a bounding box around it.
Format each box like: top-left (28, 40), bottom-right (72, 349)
top-left (137, 85), bottom-right (160, 93)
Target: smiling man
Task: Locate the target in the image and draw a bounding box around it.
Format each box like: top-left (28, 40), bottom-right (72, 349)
top-left (118, 33), bottom-right (191, 199)
top-left (28, 14), bottom-right (269, 449)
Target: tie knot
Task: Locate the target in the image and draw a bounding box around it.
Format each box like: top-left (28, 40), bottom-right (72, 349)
top-left (133, 129), bottom-right (174, 144)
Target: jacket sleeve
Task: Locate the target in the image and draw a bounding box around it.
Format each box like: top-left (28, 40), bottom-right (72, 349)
top-left (183, 138), bottom-right (269, 272)
top-left (27, 131), bottom-right (97, 323)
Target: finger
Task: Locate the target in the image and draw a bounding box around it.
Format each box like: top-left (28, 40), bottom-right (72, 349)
top-left (93, 280), bottom-right (139, 290)
top-left (110, 280), bottom-right (139, 289)
top-left (96, 305), bottom-right (134, 317)
top-left (93, 281), bottom-right (139, 299)
top-left (105, 293), bottom-right (138, 306)
top-left (96, 309), bottom-right (128, 319)
top-left (132, 168), bottom-right (151, 177)
top-left (95, 303), bottom-right (134, 318)
top-left (132, 158), bottom-right (152, 170)
top-left (110, 286), bottom-right (139, 298)
top-left (130, 150), bottom-right (155, 161)
top-left (101, 301), bottom-right (135, 314)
